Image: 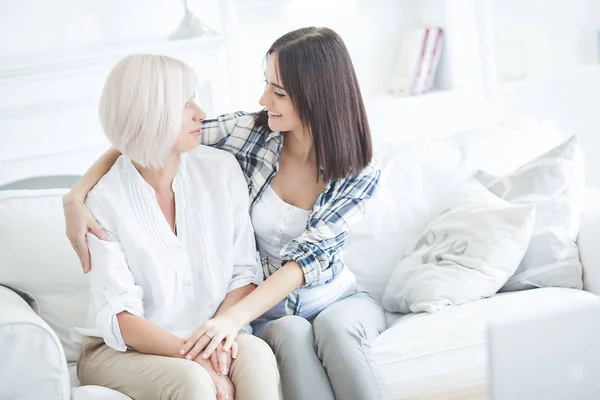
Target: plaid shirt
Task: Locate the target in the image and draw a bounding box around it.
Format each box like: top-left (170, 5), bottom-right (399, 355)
top-left (201, 112), bottom-right (380, 315)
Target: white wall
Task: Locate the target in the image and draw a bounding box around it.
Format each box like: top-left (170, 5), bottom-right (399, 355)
top-left (223, 0), bottom-right (503, 145)
top-left (0, 0), bottom-right (181, 57)
top-left (0, 0), bottom-right (599, 188)
top-left (0, 0), bottom-right (228, 185)
top-left (490, 73), bottom-right (600, 189)
top-left (486, 0), bottom-right (600, 188)
top-left (222, 0), bottom-right (412, 112)
top-left (489, 0), bottom-right (600, 82)
top-left (2, 0), bottom-right (458, 185)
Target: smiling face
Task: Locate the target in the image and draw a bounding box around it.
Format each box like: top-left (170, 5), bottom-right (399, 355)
top-left (171, 94), bottom-right (206, 154)
top-left (258, 53), bottom-right (304, 134)
top-left (255, 27), bottom-right (373, 181)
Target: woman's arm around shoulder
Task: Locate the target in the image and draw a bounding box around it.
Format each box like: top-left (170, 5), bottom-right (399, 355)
top-left (64, 148), bottom-right (121, 272)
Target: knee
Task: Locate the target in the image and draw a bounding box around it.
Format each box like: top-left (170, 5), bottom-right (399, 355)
top-left (269, 315), bottom-right (312, 335)
top-left (232, 335), bottom-right (281, 400)
top-left (313, 311), bottom-right (361, 342)
top-left (236, 334), bottom-right (277, 368)
top-left (260, 316), bottom-right (314, 354)
top-left (263, 316), bottom-right (313, 340)
top-left (169, 362), bottom-right (215, 399)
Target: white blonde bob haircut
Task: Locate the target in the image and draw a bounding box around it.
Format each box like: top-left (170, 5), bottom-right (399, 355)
top-left (99, 54), bottom-right (197, 169)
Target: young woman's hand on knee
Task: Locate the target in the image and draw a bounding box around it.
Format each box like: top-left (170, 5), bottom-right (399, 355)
top-left (209, 339), bottom-right (238, 376)
top-left (194, 352), bottom-right (235, 400)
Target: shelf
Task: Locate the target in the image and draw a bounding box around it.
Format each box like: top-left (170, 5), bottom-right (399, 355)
top-left (0, 35), bottom-right (226, 84)
top-left (497, 65), bottom-right (600, 92)
top-left (363, 89), bottom-right (496, 143)
top-left (364, 90), bottom-right (470, 120)
top-left (365, 89), bottom-right (459, 106)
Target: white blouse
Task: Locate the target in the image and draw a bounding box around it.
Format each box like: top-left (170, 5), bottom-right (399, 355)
top-left (79, 146), bottom-right (262, 351)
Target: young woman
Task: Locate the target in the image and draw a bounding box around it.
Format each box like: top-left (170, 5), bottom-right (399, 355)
top-left (65, 27), bottom-right (387, 400)
top-left (74, 54), bottom-right (279, 400)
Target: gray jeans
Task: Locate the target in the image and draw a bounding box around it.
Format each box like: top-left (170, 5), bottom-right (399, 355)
top-left (253, 289), bottom-right (387, 400)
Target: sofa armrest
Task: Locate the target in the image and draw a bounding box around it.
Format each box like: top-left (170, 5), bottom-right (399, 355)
top-left (0, 285), bottom-right (70, 400)
top-left (579, 188), bottom-right (600, 297)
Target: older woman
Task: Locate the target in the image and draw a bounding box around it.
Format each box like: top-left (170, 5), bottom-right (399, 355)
top-left (75, 54), bottom-right (279, 400)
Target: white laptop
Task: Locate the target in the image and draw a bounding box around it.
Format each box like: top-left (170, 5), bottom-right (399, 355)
top-left (489, 302), bottom-right (600, 400)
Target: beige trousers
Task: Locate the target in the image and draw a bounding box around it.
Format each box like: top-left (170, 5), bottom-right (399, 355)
top-left (77, 332), bottom-right (280, 400)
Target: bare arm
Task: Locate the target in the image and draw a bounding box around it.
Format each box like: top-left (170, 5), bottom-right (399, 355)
top-left (65, 148), bottom-right (121, 202)
top-left (214, 284), bottom-right (256, 317)
top-left (226, 262), bottom-right (304, 326)
top-left (117, 311), bottom-right (185, 358)
top-left (209, 283), bottom-right (256, 373)
top-left (63, 148), bottom-right (121, 272)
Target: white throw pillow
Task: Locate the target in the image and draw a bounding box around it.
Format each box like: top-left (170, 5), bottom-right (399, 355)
top-left (0, 189), bottom-right (89, 362)
top-left (345, 139), bottom-right (475, 302)
top-left (382, 180), bottom-right (536, 314)
top-left (476, 135), bottom-right (584, 291)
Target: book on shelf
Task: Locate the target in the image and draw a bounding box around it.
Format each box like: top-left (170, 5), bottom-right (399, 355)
top-left (390, 27), bottom-right (444, 96)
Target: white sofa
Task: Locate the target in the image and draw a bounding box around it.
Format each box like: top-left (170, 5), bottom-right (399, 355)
top-left (1, 117), bottom-right (600, 400)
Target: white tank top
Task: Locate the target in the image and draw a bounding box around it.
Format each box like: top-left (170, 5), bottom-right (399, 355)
top-left (251, 185), bottom-right (355, 319)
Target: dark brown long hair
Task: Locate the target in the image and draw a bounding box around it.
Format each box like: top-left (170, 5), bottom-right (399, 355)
top-left (255, 27), bottom-right (373, 181)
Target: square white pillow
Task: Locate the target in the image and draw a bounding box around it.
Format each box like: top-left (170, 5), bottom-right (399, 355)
top-left (476, 135), bottom-right (584, 291)
top-left (382, 180), bottom-right (536, 313)
top-left (345, 139), bottom-right (474, 302)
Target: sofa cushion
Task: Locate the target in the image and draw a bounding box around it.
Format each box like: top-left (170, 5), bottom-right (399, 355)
top-left (477, 135), bottom-right (584, 291)
top-left (373, 287), bottom-right (600, 399)
top-left (345, 139), bottom-right (473, 302)
top-left (0, 189), bottom-right (89, 363)
top-left (382, 180), bottom-right (536, 313)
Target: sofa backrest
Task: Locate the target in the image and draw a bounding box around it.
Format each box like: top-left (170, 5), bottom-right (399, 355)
top-left (579, 188), bottom-right (600, 296)
top-left (0, 189), bottom-right (89, 363)
top-left (344, 117), bottom-right (565, 301)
